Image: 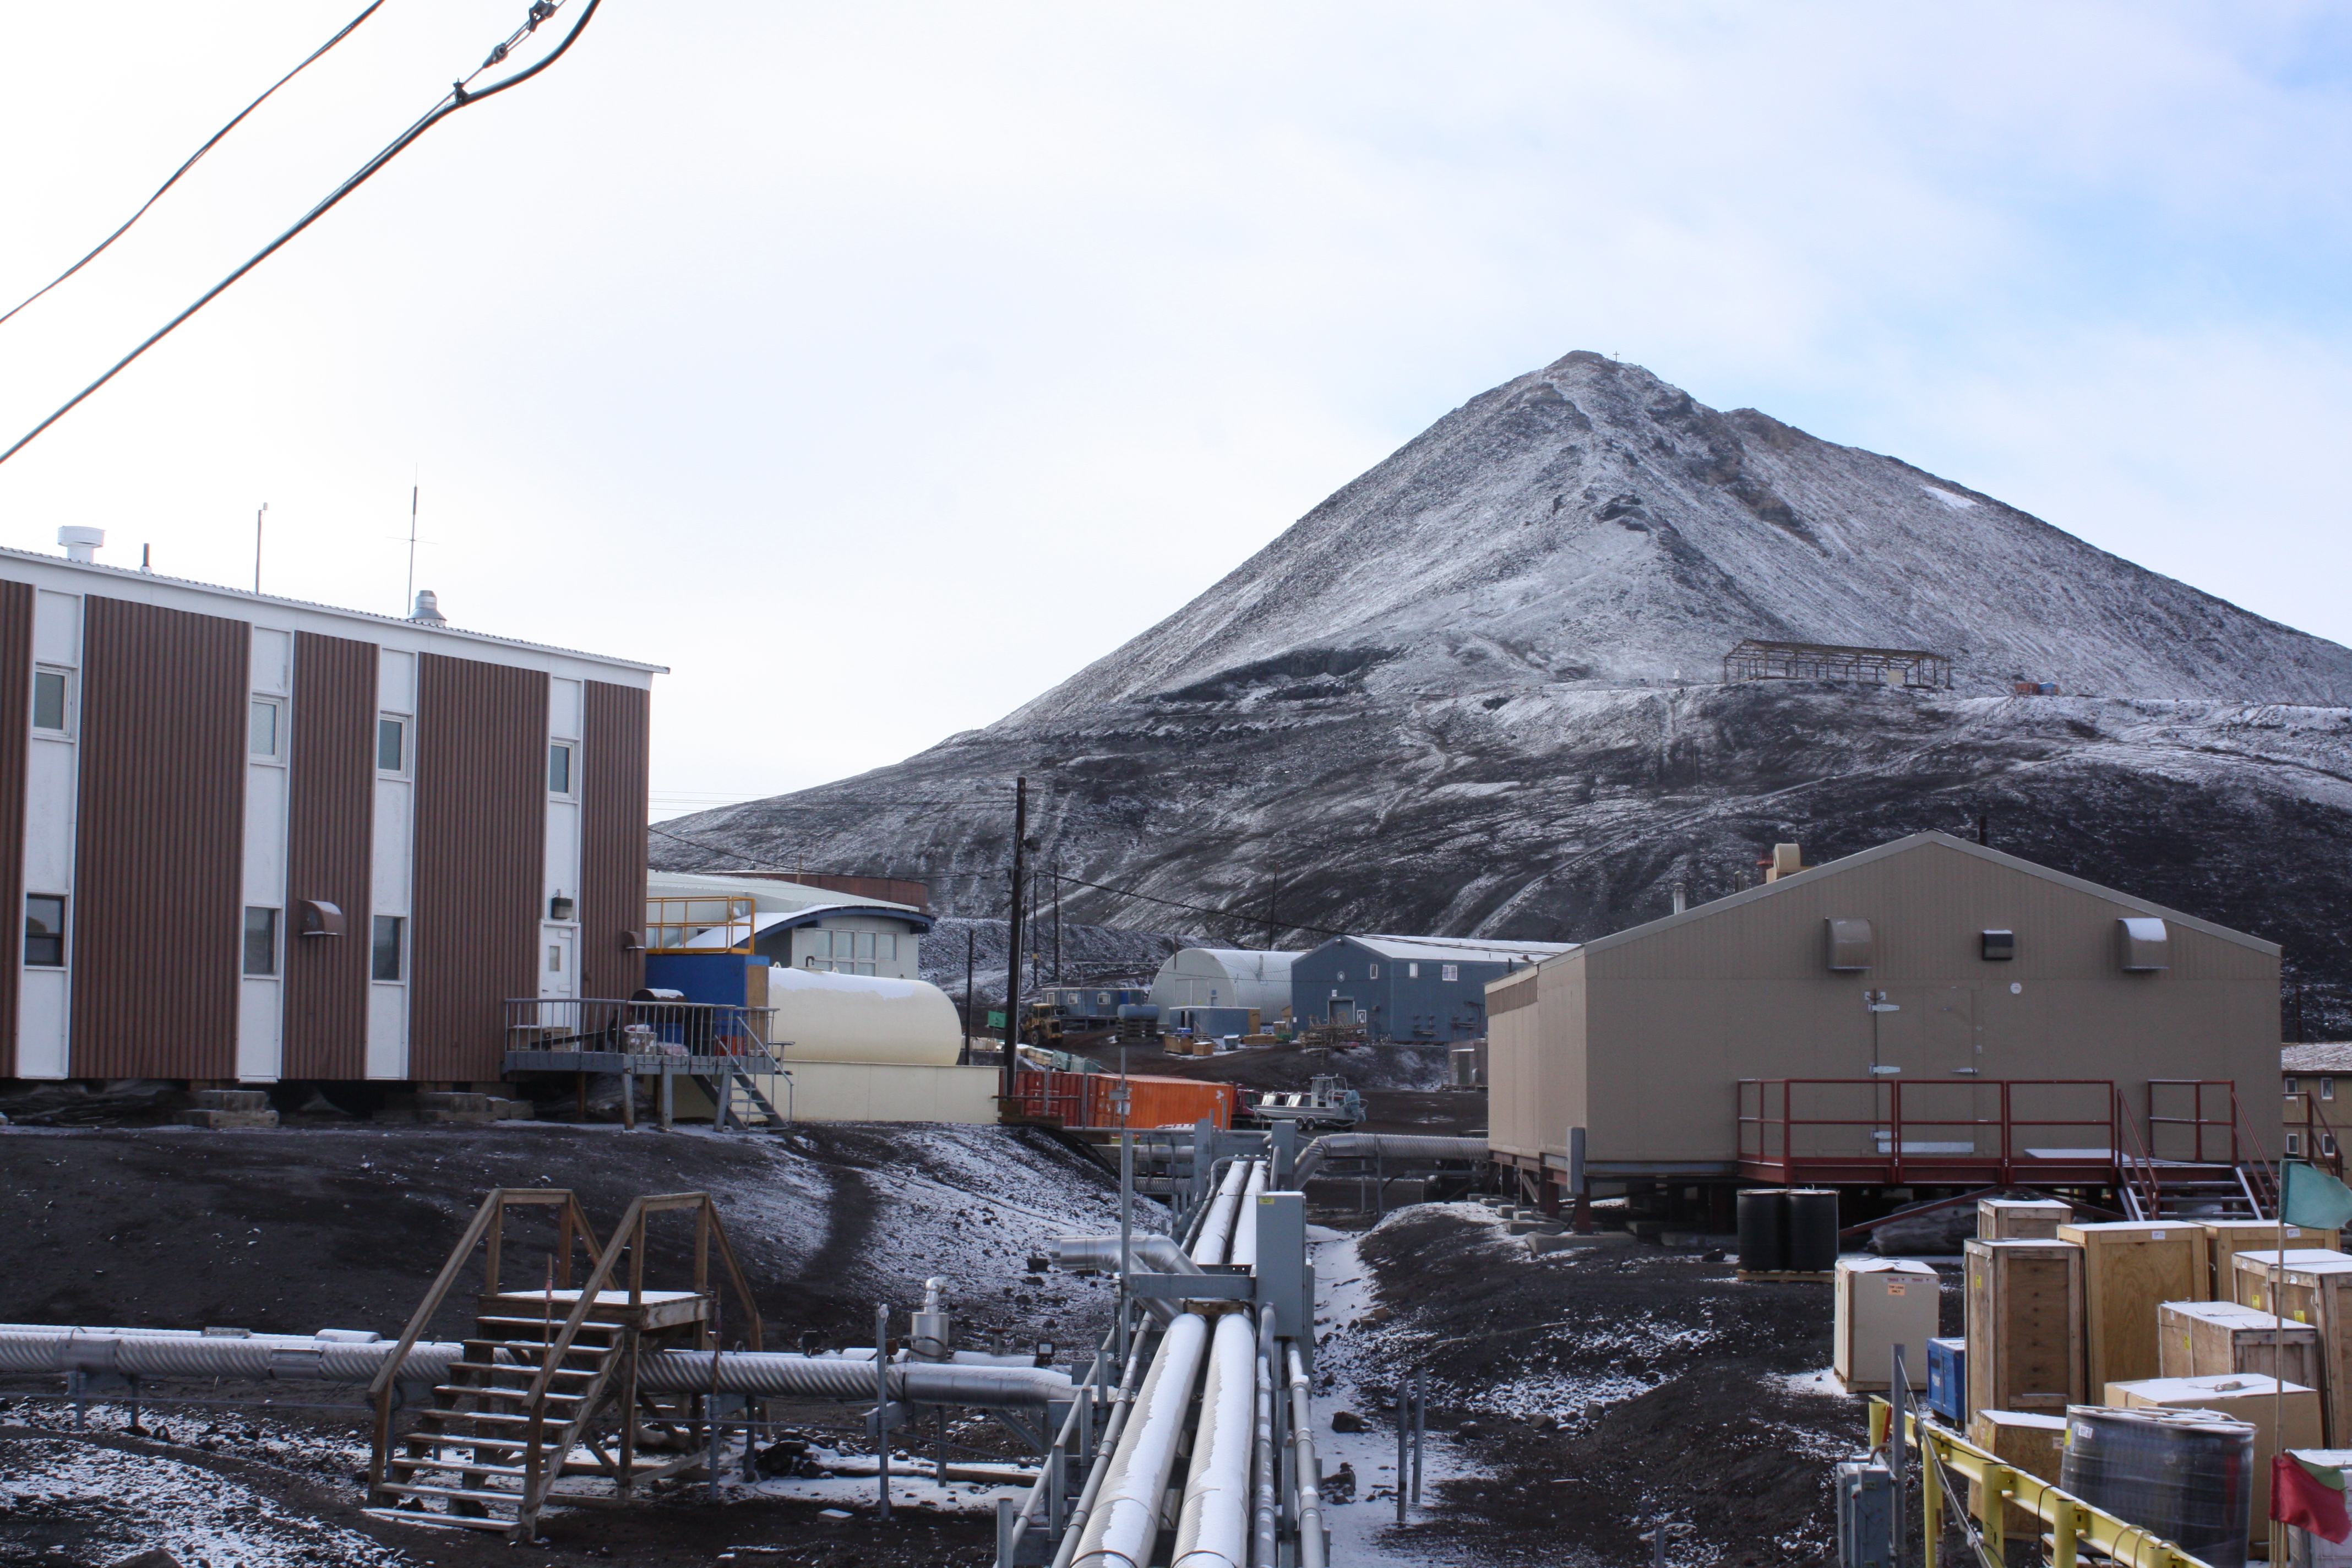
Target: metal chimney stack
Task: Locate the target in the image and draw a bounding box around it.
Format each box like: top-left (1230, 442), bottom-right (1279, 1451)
top-left (57, 526), bottom-right (103, 563)
top-left (409, 589), bottom-right (446, 625)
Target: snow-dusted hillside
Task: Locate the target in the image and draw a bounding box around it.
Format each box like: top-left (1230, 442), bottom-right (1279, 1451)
top-left (661, 354), bottom-right (2352, 1027)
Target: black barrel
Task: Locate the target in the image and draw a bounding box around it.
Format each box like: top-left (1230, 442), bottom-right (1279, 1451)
top-left (1736, 1188), bottom-right (1788, 1272)
top-left (2060, 1405), bottom-right (2253, 1563)
top-left (1785, 1189), bottom-right (1841, 1272)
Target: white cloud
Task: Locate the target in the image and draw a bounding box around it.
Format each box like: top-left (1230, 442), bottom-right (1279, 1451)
top-left (0, 2), bottom-right (2344, 812)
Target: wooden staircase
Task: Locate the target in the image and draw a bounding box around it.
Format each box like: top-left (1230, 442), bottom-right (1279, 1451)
top-left (364, 1189), bottom-right (763, 1541)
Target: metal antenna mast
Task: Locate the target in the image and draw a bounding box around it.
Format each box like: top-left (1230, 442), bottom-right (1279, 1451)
top-left (253, 502), bottom-right (268, 593)
top-left (404, 483), bottom-right (418, 614)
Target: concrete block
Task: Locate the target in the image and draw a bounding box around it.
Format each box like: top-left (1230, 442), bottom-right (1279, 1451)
top-left (177, 1108), bottom-right (279, 1130)
top-left (417, 1092), bottom-right (493, 1113)
top-left (493, 1098), bottom-right (535, 1121)
top-left (192, 1090), bottom-right (271, 1113)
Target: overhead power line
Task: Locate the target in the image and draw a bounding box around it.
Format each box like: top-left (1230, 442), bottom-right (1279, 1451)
top-left (0, 1), bottom-right (390, 333)
top-left (1044, 871), bottom-right (1348, 939)
top-left (0, 0), bottom-right (607, 469)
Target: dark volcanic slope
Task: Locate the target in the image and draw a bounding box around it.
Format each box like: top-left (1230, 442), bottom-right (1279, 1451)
top-left (662, 353), bottom-right (2352, 1028)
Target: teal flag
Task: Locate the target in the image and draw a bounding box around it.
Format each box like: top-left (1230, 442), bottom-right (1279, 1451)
top-left (2283, 1161), bottom-right (2352, 1231)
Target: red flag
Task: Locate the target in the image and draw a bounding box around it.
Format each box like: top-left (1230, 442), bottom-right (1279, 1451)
top-left (2275, 1453), bottom-right (2352, 1544)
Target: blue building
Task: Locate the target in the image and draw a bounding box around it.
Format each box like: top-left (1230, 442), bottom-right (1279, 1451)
top-left (1289, 935), bottom-right (1577, 1042)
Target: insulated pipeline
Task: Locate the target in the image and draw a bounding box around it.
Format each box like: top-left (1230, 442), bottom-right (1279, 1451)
top-left (1190, 1162), bottom-right (1255, 1267)
top-left (1286, 1343), bottom-right (1329, 1568)
top-left (1054, 1235), bottom-right (1204, 1277)
top-left (1046, 1337), bottom-right (1151, 1568)
top-left (1169, 1310), bottom-right (1256, 1568)
top-left (1229, 1163), bottom-right (1268, 1271)
top-left (0, 1329), bottom-right (1070, 1408)
top-left (1289, 1134), bottom-right (1487, 1186)
top-left (1069, 1312), bottom-right (1210, 1568)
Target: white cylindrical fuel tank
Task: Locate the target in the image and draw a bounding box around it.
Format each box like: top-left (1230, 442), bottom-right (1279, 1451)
top-left (765, 966), bottom-right (962, 1065)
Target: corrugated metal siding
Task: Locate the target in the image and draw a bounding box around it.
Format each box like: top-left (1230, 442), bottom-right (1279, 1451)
top-left (73, 597), bottom-right (248, 1077)
top-left (0, 581), bottom-right (31, 1075)
top-left (282, 631), bottom-right (377, 1079)
top-left (410, 653), bottom-right (546, 1082)
top-left (580, 680), bottom-right (649, 1003)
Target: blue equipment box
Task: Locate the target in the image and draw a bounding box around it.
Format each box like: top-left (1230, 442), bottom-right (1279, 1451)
top-left (1925, 1337), bottom-right (1966, 1424)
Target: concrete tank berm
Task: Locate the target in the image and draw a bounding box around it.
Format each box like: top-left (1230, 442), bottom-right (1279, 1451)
top-left (767, 966), bottom-right (961, 1065)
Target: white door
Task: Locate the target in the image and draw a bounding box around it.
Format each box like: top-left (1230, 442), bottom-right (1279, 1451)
top-left (540, 925), bottom-right (578, 1027)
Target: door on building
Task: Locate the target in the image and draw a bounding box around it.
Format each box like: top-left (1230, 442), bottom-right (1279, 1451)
top-left (540, 924), bottom-right (577, 1026)
top-left (1876, 986), bottom-right (1980, 1155)
top-left (1330, 997), bottom-right (1354, 1025)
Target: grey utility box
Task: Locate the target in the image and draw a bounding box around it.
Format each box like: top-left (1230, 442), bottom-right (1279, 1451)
top-left (1254, 1191), bottom-right (1311, 1349)
top-left (1834, 1460), bottom-right (1893, 1568)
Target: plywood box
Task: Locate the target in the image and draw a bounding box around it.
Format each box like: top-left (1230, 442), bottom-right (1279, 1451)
top-left (1964, 1239), bottom-right (2084, 1416)
top-left (2208, 1221), bottom-right (2340, 1295)
top-left (2235, 1250), bottom-right (2352, 1444)
top-left (1978, 1199), bottom-right (2071, 1241)
top-left (2107, 1373), bottom-right (2323, 1542)
top-left (1966, 1409), bottom-right (2067, 1539)
top-left (2234, 1249), bottom-right (2352, 1310)
top-left (2158, 1298), bottom-right (2323, 1388)
top-left (1833, 1258), bottom-right (1938, 1390)
top-left (2057, 1221), bottom-right (2206, 1390)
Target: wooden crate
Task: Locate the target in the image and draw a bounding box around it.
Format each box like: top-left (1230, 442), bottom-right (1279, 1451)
top-left (2207, 1221), bottom-right (2340, 1295)
top-left (1978, 1198), bottom-right (2070, 1241)
top-left (1966, 1409), bottom-right (2068, 1540)
top-left (1964, 1239), bottom-right (2083, 1416)
top-left (2057, 1221), bottom-right (2206, 1391)
top-left (1832, 1258), bottom-right (1938, 1390)
top-left (2232, 1249), bottom-right (2352, 1310)
top-left (2106, 1373), bottom-right (2323, 1543)
top-left (2158, 1298), bottom-right (2323, 1387)
top-left (2235, 1250), bottom-right (2352, 1444)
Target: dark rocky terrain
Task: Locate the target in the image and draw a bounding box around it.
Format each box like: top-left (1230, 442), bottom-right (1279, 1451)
top-left (658, 352), bottom-right (2352, 1030)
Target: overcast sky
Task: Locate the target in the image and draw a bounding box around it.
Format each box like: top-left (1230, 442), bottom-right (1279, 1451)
top-left (1, 3), bottom-right (2346, 819)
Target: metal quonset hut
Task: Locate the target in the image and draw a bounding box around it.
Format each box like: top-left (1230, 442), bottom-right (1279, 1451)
top-left (1291, 935), bottom-right (1575, 1041)
top-left (1147, 948), bottom-right (1299, 1032)
top-left (0, 535), bottom-right (660, 1089)
top-left (1485, 831), bottom-right (2282, 1213)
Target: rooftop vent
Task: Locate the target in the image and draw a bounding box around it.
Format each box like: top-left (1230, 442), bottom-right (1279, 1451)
top-left (409, 589), bottom-right (446, 625)
top-left (57, 526), bottom-right (102, 563)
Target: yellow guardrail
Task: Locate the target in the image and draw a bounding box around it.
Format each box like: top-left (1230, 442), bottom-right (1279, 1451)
top-left (1866, 1400), bottom-right (2218, 1568)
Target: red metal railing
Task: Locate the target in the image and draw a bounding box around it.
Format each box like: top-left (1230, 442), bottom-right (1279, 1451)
top-left (1737, 1079), bottom-right (2120, 1186)
top-left (2146, 1079), bottom-right (2242, 1164)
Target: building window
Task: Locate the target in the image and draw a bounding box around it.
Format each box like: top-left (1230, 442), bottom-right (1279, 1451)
top-left (24, 895), bottom-right (64, 967)
top-left (377, 716), bottom-right (407, 774)
top-left (548, 743), bottom-right (574, 796)
top-left (2328, 1134), bottom-right (2341, 1158)
top-left (32, 668), bottom-right (71, 734)
top-left (1368, 963), bottom-right (1380, 980)
top-left (1408, 962), bottom-right (1419, 979)
top-left (2289, 1132), bottom-right (2306, 1157)
top-left (1441, 963), bottom-right (1460, 982)
top-left (243, 907), bottom-right (279, 975)
top-left (547, 943), bottom-right (563, 974)
top-left (2328, 1080), bottom-right (2338, 1102)
top-left (371, 916), bottom-right (404, 981)
top-left (2288, 1077), bottom-right (2302, 1096)
top-left (1336, 970), bottom-right (1346, 983)
top-left (249, 699), bottom-right (282, 758)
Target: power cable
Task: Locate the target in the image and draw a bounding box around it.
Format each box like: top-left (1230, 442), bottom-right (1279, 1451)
top-left (0, 0), bottom-right (605, 469)
top-left (645, 820), bottom-right (767, 869)
top-left (0, 1), bottom-right (390, 333)
top-left (1044, 871), bottom-right (1347, 939)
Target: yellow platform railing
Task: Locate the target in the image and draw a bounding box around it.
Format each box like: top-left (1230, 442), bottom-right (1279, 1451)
top-left (1867, 1400), bottom-right (2218, 1568)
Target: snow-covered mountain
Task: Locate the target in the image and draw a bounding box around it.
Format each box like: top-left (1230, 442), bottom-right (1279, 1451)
top-left (661, 353), bottom-right (2352, 1027)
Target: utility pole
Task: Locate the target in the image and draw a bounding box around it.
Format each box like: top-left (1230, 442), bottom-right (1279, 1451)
top-left (1053, 853), bottom-right (1063, 985)
top-left (963, 927), bottom-right (976, 1056)
top-left (1002, 776), bottom-right (1028, 1099)
top-left (252, 502), bottom-right (267, 593)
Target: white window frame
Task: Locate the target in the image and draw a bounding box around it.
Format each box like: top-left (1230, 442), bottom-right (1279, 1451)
top-left (2288, 1131), bottom-right (2305, 1157)
top-left (548, 741), bottom-right (576, 799)
top-left (371, 913), bottom-right (406, 983)
top-left (377, 714), bottom-right (410, 778)
top-left (2327, 1133), bottom-right (2341, 1158)
top-left (2287, 1076), bottom-right (2302, 1096)
top-left (1368, 963), bottom-right (1379, 980)
top-left (1441, 963), bottom-right (1460, 982)
top-left (24, 892), bottom-right (66, 968)
top-left (31, 666), bottom-right (74, 736)
top-left (2327, 1079), bottom-right (2338, 1102)
top-left (243, 905), bottom-right (281, 976)
top-left (249, 696), bottom-right (286, 763)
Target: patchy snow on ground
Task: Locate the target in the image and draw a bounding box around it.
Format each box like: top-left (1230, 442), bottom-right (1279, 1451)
top-left (0, 1435), bottom-right (405, 1568)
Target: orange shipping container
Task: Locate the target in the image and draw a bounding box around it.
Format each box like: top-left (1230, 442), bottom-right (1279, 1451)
top-left (1086, 1072), bottom-right (1238, 1130)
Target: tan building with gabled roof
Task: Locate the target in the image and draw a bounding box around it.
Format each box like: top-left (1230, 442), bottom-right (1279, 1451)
top-left (1487, 831), bottom-right (2280, 1207)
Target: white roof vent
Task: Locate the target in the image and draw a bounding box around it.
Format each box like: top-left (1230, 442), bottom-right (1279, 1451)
top-left (2117, 917), bottom-right (2169, 972)
top-left (57, 526), bottom-right (103, 563)
top-left (409, 589), bottom-right (447, 625)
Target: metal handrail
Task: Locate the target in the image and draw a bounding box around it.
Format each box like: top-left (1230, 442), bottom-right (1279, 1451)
top-left (1870, 1400), bottom-right (2217, 1567)
top-left (1737, 1077), bottom-right (2117, 1183)
top-left (645, 895), bottom-right (756, 954)
top-left (2147, 1079), bottom-right (2241, 1164)
top-left (504, 996), bottom-right (778, 1057)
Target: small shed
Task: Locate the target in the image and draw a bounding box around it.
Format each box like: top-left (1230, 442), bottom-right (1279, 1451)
top-left (1487, 831), bottom-right (2280, 1204)
top-left (1291, 935), bottom-right (1575, 1042)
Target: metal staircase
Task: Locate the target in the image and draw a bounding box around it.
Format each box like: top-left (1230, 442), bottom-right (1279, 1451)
top-left (2117, 1081), bottom-right (2278, 1223)
top-left (364, 1188), bottom-right (763, 1542)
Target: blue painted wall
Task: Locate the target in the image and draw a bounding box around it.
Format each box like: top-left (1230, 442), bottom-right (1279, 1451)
top-left (644, 952), bottom-right (762, 1007)
top-left (1288, 938), bottom-right (1528, 1041)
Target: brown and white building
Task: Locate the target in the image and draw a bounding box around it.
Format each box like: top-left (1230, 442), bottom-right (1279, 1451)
top-left (0, 531), bottom-right (659, 1088)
